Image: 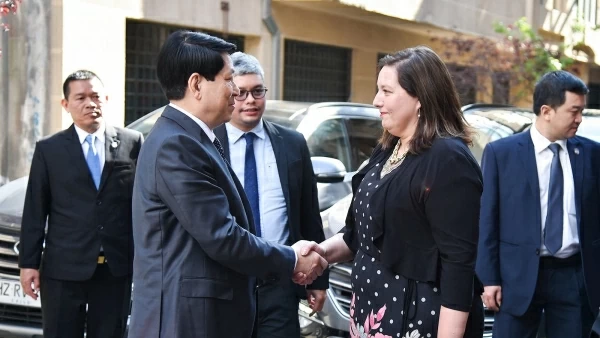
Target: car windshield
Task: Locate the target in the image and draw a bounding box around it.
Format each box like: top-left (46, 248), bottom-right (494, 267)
top-left (0, 176), bottom-right (28, 217)
top-left (467, 109), bottom-right (535, 133)
top-left (0, 102), bottom-right (313, 219)
top-left (577, 115), bottom-right (600, 142)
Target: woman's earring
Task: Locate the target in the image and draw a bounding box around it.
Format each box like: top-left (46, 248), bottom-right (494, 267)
top-left (418, 109), bottom-right (421, 118)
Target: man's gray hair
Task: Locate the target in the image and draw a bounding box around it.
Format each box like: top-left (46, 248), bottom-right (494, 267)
top-left (231, 52), bottom-right (265, 79)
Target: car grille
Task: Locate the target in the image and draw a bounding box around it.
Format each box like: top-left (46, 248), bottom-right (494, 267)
top-left (329, 262), bottom-right (495, 334)
top-left (328, 263), bottom-right (352, 318)
top-left (0, 303), bottom-right (43, 327)
top-left (0, 229), bottom-right (20, 278)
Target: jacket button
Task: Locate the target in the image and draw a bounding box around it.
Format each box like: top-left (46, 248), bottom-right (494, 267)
top-left (98, 225), bottom-right (104, 230)
top-left (96, 200), bottom-right (102, 206)
top-left (535, 249), bottom-right (540, 255)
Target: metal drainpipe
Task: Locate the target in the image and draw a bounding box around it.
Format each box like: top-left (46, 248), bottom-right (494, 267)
top-left (262, 0), bottom-right (281, 99)
top-left (0, 27), bottom-right (8, 184)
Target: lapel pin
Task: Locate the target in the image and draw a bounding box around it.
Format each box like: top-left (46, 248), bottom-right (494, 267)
top-left (111, 140), bottom-right (119, 149)
top-left (574, 148), bottom-right (580, 155)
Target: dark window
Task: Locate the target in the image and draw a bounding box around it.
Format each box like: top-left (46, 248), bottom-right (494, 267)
top-left (492, 71), bottom-right (510, 105)
top-left (588, 83), bottom-right (600, 109)
top-left (447, 64), bottom-right (477, 106)
top-left (306, 119), bottom-right (351, 171)
top-left (283, 40), bottom-right (351, 102)
top-left (346, 118), bottom-right (382, 171)
top-left (125, 20), bottom-right (245, 125)
top-left (377, 52), bottom-right (388, 63)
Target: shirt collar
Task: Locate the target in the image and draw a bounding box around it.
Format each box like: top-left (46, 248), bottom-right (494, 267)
top-left (74, 123), bottom-right (105, 145)
top-left (530, 123), bottom-right (567, 154)
top-left (168, 103), bottom-right (216, 142)
top-left (225, 120), bottom-right (266, 144)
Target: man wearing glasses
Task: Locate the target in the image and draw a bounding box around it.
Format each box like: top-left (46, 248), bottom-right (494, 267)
top-left (215, 52), bottom-right (328, 338)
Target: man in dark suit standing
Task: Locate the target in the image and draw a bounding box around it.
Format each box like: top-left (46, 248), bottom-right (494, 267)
top-left (214, 52), bottom-right (328, 338)
top-left (19, 70), bottom-right (143, 338)
top-left (477, 70), bottom-right (600, 338)
top-left (128, 31), bottom-right (328, 338)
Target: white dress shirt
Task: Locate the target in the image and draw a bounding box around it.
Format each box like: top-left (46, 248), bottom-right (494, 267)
top-left (225, 121), bottom-right (289, 245)
top-left (169, 103), bottom-right (216, 142)
top-left (530, 124), bottom-right (579, 258)
top-left (74, 124), bottom-right (105, 172)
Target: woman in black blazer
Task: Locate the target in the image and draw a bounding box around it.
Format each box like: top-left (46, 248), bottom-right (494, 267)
top-left (299, 46), bottom-right (484, 338)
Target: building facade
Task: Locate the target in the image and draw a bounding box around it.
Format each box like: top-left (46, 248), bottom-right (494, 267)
top-left (0, 0), bottom-right (598, 182)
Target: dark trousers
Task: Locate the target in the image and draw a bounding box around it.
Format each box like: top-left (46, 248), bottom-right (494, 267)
top-left (40, 263), bottom-right (132, 338)
top-left (255, 280), bottom-right (301, 338)
top-left (493, 255), bottom-right (595, 338)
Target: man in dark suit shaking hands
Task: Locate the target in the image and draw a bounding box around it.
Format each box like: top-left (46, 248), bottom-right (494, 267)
top-left (128, 31), bottom-right (328, 338)
top-left (19, 70), bottom-right (144, 338)
top-left (477, 70), bottom-right (600, 338)
top-left (214, 52), bottom-right (328, 338)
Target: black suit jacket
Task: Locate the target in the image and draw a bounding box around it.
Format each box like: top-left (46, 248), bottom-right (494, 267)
top-left (19, 124), bottom-right (143, 280)
top-left (128, 106), bottom-right (296, 338)
top-left (214, 120), bottom-right (329, 292)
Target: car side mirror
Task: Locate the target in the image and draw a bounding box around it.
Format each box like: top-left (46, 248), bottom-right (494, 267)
top-left (311, 157), bottom-right (347, 183)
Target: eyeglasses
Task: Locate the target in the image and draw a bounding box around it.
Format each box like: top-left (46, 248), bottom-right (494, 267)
top-left (235, 88), bottom-right (268, 101)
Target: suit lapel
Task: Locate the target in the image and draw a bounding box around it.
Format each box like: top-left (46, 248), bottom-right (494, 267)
top-left (214, 125), bottom-right (231, 161)
top-left (518, 131), bottom-right (542, 237)
top-left (98, 126), bottom-right (119, 193)
top-left (64, 125), bottom-right (96, 190)
top-left (567, 138), bottom-right (582, 227)
top-left (263, 121), bottom-right (291, 214)
top-left (228, 166), bottom-right (256, 235)
top-left (519, 131), bottom-right (541, 202)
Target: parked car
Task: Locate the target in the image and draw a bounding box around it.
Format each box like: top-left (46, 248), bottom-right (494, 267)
top-left (303, 104), bottom-right (600, 338)
top-left (0, 100), bottom-right (382, 337)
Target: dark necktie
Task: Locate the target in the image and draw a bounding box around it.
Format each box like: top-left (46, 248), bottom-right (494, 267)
top-left (243, 132), bottom-right (261, 237)
top-left (213, 137), bottom-right (228, 163)
top-left (545, 143), bottom-right (564, 255)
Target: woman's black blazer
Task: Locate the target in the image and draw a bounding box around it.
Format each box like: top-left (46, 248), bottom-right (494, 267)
top-left (342, 136), bottom-right (483, 311)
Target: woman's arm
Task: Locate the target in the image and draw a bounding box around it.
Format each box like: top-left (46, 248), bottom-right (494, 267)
top-left (297, 233), bottom-right (354, 265)
top-left (438, 306), bottom-right (469, 338)
top-left (424, 150), bottom-right (483, 334)
top-left (320, 233), bottom-right (354, 264)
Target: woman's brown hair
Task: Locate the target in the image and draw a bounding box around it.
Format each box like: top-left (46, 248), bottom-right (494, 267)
top-left (377, 46), bottom-right (472, 152)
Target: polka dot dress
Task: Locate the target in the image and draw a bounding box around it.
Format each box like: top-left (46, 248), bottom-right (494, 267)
top-left (349, 162), bottom-right (441, 338)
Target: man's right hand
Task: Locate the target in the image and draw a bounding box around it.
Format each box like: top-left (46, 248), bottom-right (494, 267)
top-left (20, 268), bottom-right (40, 300)
top-left (291, 241), bottom-right (328, 285)
top-left (482, 285), bottom-right (502, 312)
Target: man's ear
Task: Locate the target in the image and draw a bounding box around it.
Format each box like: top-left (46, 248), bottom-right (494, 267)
top-left (188, 73), bottom-right (204, 99)
top-left (61, 98), bottom-right (69, 112)
top-left (540, 104), bottom-right (553, 120)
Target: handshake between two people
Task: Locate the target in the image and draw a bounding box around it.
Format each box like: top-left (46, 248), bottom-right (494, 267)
top-left (291, 240), bottom-right (328, 286)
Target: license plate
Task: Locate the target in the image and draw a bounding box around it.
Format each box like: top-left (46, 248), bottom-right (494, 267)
top-left (0, 278), bottom-right (41, 307)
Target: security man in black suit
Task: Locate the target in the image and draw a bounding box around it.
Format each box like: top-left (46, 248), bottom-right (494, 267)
top-left (18, 70), bottom-right (143, 338)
